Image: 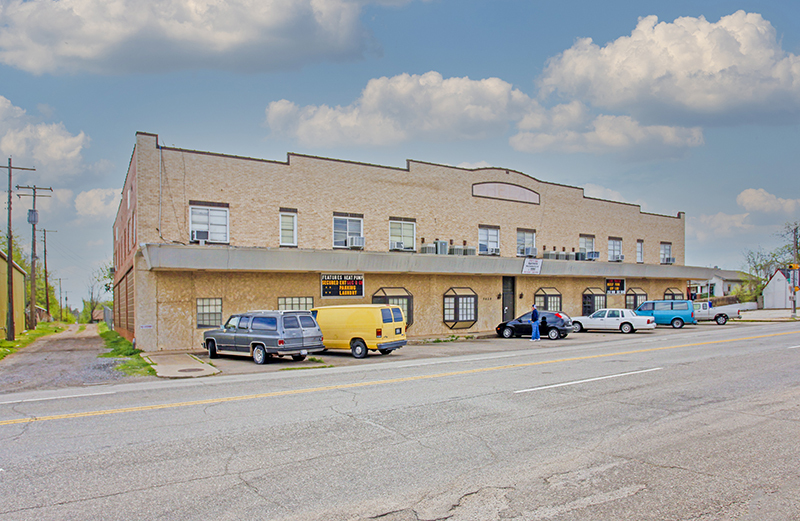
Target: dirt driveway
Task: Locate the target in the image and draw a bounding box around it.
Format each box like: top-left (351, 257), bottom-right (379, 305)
top-left (0, 324), bottom-right (156, 394)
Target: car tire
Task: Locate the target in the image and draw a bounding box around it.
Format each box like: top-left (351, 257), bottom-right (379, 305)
top-left (547, 328), bottom-right (560, 340)
top-left (291, 355), bottom-right (306, 361)
top-left (620, 322), bottom-right (634, 334)
top-left (501, 327), bottom-right (514, 339)
top-left (253, 345), bottom-right (267, 364)
top-left (572, 322), bottom-right (583, 333)
top-left (378, 349), bottom-right (393, 355)
top-left (671, 317), bottom-right (684, 329)
top-left (351, 339), bottom-right (368, 359)
top-left (715, 315), bottom-right (728, 325)
top-left (559, 331), bottom-right (568, 338)
top-left (207, 340), bottom-right (218, 359)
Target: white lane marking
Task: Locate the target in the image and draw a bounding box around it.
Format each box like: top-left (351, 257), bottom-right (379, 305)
top-left (0, 391), bottom-right (117, 405)
top-left (514, 367), bottom-right (663, 394)
top-left (787, 345), bottom-right (800, 349)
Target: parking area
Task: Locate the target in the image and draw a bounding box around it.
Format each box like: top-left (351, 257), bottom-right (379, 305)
top-left (190, 319), bottom-right (761, 376)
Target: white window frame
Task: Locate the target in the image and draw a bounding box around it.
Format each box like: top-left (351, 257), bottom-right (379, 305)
top-left (333, 216), bottom-right (363, 248)
top-left (636, 240), bottom-right (644, 263)
top-left (608, 238), bottom-right (622, 260)
top-left (579, 235), bottom-right (595, 252)
top-left (190, 205), bottom-right (230, 243)
top-left (280, 212), bottom-right (298, 246)
top-left (278, 296), bottom-right (314, 311)
top-left (389, 221), bottom-right (416, 250)
top-left (516, 230), bottom-right (535, 256)
top-left (478, 226), bottom-right (500, 254)
top-left (660, 242), bottom-right (672, 263)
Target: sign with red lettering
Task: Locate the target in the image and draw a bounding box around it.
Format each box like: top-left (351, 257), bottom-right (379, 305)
top-left (321, 274), bottom-right (364, 298)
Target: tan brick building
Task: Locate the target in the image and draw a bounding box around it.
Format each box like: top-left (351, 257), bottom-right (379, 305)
top-left (114, 132), bottom-right (717, 351)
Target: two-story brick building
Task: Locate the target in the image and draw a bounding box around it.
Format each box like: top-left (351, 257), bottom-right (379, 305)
top-left (113, 132), bottom-right (717, 351)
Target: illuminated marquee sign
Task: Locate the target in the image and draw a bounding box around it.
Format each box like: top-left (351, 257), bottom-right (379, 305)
top-left (605, 278), bottom-right (625, 295)
top-left (321, 274), bottom-right (364, 298)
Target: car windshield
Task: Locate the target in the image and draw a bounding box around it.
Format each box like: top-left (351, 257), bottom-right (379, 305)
top-left (590, 310), bottom-right (606, 318)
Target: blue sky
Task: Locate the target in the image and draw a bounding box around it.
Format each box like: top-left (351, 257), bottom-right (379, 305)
top-left (1, 0), bottom-right (799, 305)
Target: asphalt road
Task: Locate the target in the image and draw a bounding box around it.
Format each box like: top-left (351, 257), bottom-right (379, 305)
top-left (1, 321), bottom-right (799, 520)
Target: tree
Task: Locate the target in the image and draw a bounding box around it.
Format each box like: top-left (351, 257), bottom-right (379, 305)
top-left (740, 220), bottom-right (800, 300)
top-left (79, 262), bottom-right (112, 323)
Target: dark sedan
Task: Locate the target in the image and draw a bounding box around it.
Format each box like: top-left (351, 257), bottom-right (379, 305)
top-left (496, 310), bottom-right (572, 340)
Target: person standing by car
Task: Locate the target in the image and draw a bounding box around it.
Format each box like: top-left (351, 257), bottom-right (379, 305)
top-left (530, 304), bottom-right (540, 341)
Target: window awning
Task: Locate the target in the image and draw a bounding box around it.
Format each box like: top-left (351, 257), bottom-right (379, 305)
top-left (626, 287), bottom-right (647, 295)
top-left (535, 287), bottom-right (561, 296)
top-left (373, 287), bottom-right (413, 298)
top-left (583, 287), bottom-right (605, 295)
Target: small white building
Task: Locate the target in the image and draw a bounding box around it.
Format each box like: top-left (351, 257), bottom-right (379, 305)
top-left (689, 269), bottom-right (744, 299)
top-left (762, 270), bottom-right (792, 309)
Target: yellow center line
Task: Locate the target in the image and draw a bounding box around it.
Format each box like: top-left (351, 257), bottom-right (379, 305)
top-left (2, 330), bottom-right (797, 426)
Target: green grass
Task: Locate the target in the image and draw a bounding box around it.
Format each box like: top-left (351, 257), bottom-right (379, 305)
top-left (0, 322), bottom-right (66, 362)
top-left (279, 356), bottom-right (333, 371)
top-left (424, 334), bottom-right (476, 344)
top-left (98, 322), bottom-right (156, 376)
top-left (78, 324), bottom-right (86, 333)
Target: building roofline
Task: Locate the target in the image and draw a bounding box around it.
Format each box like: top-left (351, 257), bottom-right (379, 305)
top-left (127, 132), bottom-right (685, 220)
top-left (0, 250), bottom-right (28, 276)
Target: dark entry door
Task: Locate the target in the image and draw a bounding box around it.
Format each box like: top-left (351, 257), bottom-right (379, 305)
top-left (502, 277), bottom-right (516, 322)
top-left (582, 294), bottom-right (595, 316)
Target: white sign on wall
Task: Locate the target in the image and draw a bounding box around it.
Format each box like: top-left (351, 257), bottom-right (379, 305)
top-left (521, 258), bottom-right (543, 275)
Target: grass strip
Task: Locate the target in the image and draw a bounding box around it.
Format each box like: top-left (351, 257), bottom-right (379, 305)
top-left (98, 322), bottom-right (156, 376)
top-left (0, 322), bottom-right (66, 362)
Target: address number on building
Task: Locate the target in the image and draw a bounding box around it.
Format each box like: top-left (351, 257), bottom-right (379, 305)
top-left (321, 274), bottom-right (364, 298)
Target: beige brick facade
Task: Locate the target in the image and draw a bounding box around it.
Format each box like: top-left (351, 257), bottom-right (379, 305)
top-left (114, 132), bottom-right (700, 351)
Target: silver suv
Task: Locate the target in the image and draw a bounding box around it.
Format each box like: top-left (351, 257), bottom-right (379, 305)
top-left (203, 310), bottom-right (325, 364)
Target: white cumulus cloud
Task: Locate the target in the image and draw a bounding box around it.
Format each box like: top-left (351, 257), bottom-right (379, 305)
top-left (687, 212), bottom-right (753, 242)
top-left (736, 188), bottom-right (800, 214)
top-left (0, 95), bottom-right (88, 179)
top-left (540, 11), bottom-right (800, 123)
top-left (267, 71), bottom-right (537, 146)
top-left (75, 188), bottom-right (121, 218)
top-left (0, 0), bottom-right (412, 74)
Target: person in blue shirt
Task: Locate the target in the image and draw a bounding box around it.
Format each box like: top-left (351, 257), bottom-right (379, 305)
top-left (530, 304), bottom-right (540, 341)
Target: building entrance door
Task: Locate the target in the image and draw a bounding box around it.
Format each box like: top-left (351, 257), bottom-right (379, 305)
top-left (582, 294), bottom-right (596, 316)
top-left (502, 277), bottom-right (516, 322)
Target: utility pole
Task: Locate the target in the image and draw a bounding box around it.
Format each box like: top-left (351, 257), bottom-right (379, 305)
top-left (792, 226), bottom-right (798, 319)
top-left (41, 229), bottom-right (56, 318)
top-left (1, 158), bottom-right (35, 340)
top-left (57, 278), bottom-right (65, 322)
top-left (17, 184), bottom-right (52, 330)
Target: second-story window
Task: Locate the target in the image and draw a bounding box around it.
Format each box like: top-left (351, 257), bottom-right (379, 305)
top-left (280, 209), bottom-right (297, 246)
top-left (660, 242), bottom-right (673, 263)
top-left (190, 203), bottom-right (229, 243)
top-left (333, 213), bottom-right (363, 248)
top-left (389, 219), bottom-right (415, 250)
top-left (479, 225), bottom-right (500, 255)
top-left (579, 234), bottom-right (595, 253)
top-left (608, 238), bottom-right (622, 261)
top-left (517, 229), bottom-right (535, 256)
top-left (636, 240), bottom-right (644, 263)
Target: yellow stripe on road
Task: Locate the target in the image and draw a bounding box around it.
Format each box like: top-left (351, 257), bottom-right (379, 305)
top-left (2, 330), bottom-right (798, 426)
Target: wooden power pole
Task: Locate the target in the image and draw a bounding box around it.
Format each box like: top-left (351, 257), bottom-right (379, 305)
top-left (17, 184), bottom-right (52, 330)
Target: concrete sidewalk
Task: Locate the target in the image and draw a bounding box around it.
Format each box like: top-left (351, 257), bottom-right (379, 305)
top-left (141, 351), bottom-right (220, 378)
top-left (738, 309), bottom-right (798, 321)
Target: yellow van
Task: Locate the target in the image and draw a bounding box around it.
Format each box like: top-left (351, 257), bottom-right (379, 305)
top-left (311, 304), bottom-right (407, 358)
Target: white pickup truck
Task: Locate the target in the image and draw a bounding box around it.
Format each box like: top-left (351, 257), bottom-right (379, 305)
top-left (692, 301), bottom-right (741, 325)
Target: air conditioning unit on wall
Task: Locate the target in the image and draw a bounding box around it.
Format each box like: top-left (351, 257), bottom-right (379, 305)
top-left (347, 236), bottom-right (365, 249)
top-left (191, 230), bottom-right (209, 244)
top-left (449, 245), bottom-right (464, 255)
top-left (420, 244), bottom-right (436, 254)
top-left (587, 251), bottom-right (600, 261)
top-left (434, 240), bottom-right (449, 255)
top-left (488, 247), bottom-right (500, 256)
top-left (390, 241), bottom-right (405, 251)
top-left (663, 257), bottom-right (676, 265)
top-left (610, 254), bottom-right (624, 262)
top-left (463, 246), bottom-right (477, 256)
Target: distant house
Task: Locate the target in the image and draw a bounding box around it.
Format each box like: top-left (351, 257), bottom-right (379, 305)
top-left (688, 268), bottom-right (745, 299)
top-left (762, 270), bottom-right (793, 309)
top-left (91, 309), bottom-right (104, 323)
top-left (0, 250), bottom-right (27, 337)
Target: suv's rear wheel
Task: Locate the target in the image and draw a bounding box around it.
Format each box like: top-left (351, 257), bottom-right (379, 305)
top-left (671, 317), bottom-right (684, 329)
top-left (379, 349), bottom-right (392, 355)
top-left (547, 328), bottom-right (560, 340)
top-left (253, 345), bottom-right (267, 364)
top-left (715, 315), bottom-right (728, 325)
top-left (291, 354), bottom-right (306, 361)
top-left (207, 340), bottom-right (218, 359)
top-left (351, 339), bottom-right (368, 359)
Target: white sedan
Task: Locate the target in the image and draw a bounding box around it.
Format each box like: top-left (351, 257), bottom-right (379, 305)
top-left (571, 308), bottom-right (655, 334)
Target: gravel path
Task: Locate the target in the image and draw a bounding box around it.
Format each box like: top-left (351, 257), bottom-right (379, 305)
top-left (0, 324), bottom-right (156, 394)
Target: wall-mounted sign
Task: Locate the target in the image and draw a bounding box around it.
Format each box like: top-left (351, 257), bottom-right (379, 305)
top-left (522, 258), bottom-right (543, 275)
top-left (606, 278), bottom-right (625, 294)
top-left (321, 274), bottom-right (364, 298)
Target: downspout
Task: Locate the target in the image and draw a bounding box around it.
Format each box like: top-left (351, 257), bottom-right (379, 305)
top-left (158, 144), bottom-right (166, 242)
